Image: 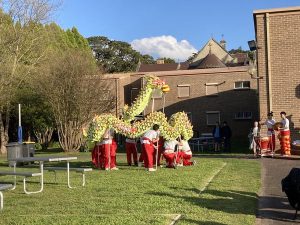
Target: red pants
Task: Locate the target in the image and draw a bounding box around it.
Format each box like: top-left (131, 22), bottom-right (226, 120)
top-left (280, 130), bottom-right (291, 155)
top-left (126, 142), bottom-right (138, 165)
top-left (182, 153), bottom-right (193, 166)
top-left (268, 134), bottom-right (276, 151)
top-left (102, 141), bottom-right (117, 169)
top-left (142, 143), bottom-right (155, 168)
top-left (163, 152), bottom-right (176, 168)
top-left (91, 145), bottom-right (104, 168)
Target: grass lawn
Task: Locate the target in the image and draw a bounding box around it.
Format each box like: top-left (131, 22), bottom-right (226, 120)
top-left (0, 147), bottom-right (260, 225)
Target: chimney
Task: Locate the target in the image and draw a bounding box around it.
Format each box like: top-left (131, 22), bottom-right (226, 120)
top-left (156, 59), bottom-right (164, 64)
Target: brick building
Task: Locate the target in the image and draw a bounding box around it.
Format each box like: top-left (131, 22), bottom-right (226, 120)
top-left (102, 65), bottom-right (258, 138)
top-left (254, 6), bottom-right (300, 140)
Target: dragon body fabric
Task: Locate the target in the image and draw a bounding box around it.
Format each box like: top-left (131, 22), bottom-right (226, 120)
top-left (87, 75), bottom-right (193, 141)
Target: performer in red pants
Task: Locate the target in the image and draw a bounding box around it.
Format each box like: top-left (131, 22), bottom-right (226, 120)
top-left (179, 140), bottom-right (194, 166)
top-left (101, 128), bottom-right (118, 170)
top-left (163, 139), bottom-right (180, 168)
top-left (91, 142), bottom-right (103, 168)
top-left (260, 112), bottom-right (276, 153)
top-left (125, 137), bottom-right (138, 166)
top-left (141, 124), bottom-right (159, 172)
top-left (278, 112), bottom-right (291, 156)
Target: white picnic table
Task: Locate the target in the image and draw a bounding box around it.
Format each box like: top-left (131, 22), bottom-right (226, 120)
top-left (189, 137), bottom-right (214, 152)
top-left (8, 156), bottom-right (77, 194)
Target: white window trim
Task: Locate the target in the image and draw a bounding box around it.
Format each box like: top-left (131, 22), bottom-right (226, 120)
top-left (234, 81), bottom-right (250, 90)
top-left (205, 83), bottom-right (219, 96)
top-left (206, 111), bottom-right (220, 126)
top-left (177, 84), bottom-right (190, 98)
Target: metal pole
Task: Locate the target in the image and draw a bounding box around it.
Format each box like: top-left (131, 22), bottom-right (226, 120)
top-left (162, 94), bottom-right (166, 113)
top-left (151, 98), bottom-right (155, 113)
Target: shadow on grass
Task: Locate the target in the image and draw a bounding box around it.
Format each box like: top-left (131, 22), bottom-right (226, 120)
top-left (148, 188), bottom-right (258, 216)
top-left (257, 195), bottom-right (300, 223)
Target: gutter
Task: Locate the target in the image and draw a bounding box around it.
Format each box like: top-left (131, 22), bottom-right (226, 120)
top-left (266, 13), bottom-right (273, 112)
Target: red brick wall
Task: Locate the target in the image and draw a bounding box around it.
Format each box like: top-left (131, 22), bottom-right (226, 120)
top-left (255, 9), bottom-right (300, 140)
top-left (127, 67), bottom-right (258, 138)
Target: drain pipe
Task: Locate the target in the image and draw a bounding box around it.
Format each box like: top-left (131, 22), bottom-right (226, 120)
top-left (266, 13), bottom-right (273, 112)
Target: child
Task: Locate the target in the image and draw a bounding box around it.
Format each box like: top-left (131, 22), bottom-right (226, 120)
top-left (249, 121), bottom-right (260, 157)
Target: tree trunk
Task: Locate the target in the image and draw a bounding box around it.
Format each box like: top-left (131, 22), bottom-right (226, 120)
top-left (57, 121), bottom-right (82, 152)
top-left (34, 127), bottom-right (54, 150)
top-left (0, 108), bottom-right (10, 155)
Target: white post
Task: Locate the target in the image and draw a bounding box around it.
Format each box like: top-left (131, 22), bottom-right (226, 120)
top-left (162, 94), bottom-right (166, 113)
top-left (151, 98), bottom-right (155, 113)
top-left (18, 104), bottom-right (21, 127)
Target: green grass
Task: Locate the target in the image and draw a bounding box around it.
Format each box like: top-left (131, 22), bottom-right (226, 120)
top-left (0, 150), bottom-right (260, 225)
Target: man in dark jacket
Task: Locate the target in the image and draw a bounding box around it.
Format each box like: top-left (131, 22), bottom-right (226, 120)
top-left (221, 121), bottom-right (232, 152)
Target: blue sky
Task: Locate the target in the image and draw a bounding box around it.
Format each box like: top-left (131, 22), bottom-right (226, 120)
top-left (56, 0), bottom-right (300, 60)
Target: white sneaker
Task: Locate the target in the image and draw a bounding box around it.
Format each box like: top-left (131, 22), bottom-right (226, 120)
top-left (111, 167), bottom-right (119, 170)
top-left (148, 168), bottom-right (156, 172)
top-left (105, 168), bottom-right (110, 171)
top-left (177, 163), bottom-right (183, 167)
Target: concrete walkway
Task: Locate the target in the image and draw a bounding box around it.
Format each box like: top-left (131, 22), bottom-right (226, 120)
top-left (256, 157), bottom-right (300, 224)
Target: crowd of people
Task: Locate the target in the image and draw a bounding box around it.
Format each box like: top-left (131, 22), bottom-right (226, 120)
top-left (92, 124), bottom-right (195, 172)
top-left (249, 111), bottom-right (291, 157)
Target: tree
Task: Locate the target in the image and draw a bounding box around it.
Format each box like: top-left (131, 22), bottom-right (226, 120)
top-left (0, 0), bottom-right (58, 154)
top-left (157, 57), bottom-right (176, 64)
top-left (16, 86), bottom-right (55, 149)
top-left (88, 36), bottom-right (156, 73)
top-left (36, 49), bottom-right (115, 152)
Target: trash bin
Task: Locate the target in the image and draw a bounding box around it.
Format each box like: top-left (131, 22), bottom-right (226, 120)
top-left (6, 142), bottom-right (23, 166)
top-left (23, 142), bottom-right (35, 158)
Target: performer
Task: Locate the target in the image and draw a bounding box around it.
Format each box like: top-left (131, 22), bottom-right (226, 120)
top-left (141, 124), bottom-right (159, 172)
top-left (163, 139), bottom-right (180, 168)
top-left (178, 138), bottom-right (195, 166)
top-left (125, 137), bottom-right (138, 166)
top-left (249, 121), bottom-right (260, 157)
top-left (91, 141), bottom-right (103, 169)
top-left (278, 111), bottom-right (291, 156)
top-left (102, 128), bottom-right (118, 170)
top-left (260, 112), bottom-right (276, 153)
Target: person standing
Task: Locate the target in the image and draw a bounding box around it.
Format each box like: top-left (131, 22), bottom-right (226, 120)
top-left (278, 112), bottom-right (291, 156)
top-left (221, 121), bottom-right (232, 152)
top-left (102, 128), bottom-right (118, 170)
top-left (212, 122), bottom-right (222, 151)
top-left (249, 121), bottom-right (260, 157)
top-left (125, 137), bottom-right (138, 166)
top-left (260, 112), bottom-right (276, 154)
top-left (141, 124), bottom-right (159, 172)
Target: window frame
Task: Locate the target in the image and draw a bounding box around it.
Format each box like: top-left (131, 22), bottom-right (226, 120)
top-left (205, 83), bottom-right (219, 96)
top-left (206, 111), bottom-right (220, 126)
top-left (234, 112), bottom-right (253, 120)
top-left (177, 84), bottom-right (190, 98)
top-left (234, 81), bottom-right (250, 90)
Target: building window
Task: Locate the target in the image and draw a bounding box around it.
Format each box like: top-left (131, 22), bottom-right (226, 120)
top-left (177, 85), bottom-right (190, 98)
top-left (206, 83), bottom-right (218, 96)
top-left (234, 81), bottom-right (250, 89)
top-left (206, 111), bottom-right (220, 125)
top-left (131, 88), bottom-right (139, 102)
top-left (152, 89), bottom-right (163, 99)
top-left (235, 112), bottom-right (252, 120)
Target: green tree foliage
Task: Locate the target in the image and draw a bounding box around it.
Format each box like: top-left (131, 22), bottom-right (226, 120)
top-left (88, 36), bottom-right (155, 73)
top-left (157, 57), bottom-right (176, 64)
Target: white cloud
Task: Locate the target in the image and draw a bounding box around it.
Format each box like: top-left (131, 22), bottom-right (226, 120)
top-left (131, 35), bottom-right (197, 61)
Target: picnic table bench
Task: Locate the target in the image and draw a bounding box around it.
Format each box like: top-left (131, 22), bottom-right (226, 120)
top-left (44, 167), bottom-right (92, 186)
top-left (0, 183), bottom-right (13, 210)
top-left (0, 171), bottom-right (43, 194)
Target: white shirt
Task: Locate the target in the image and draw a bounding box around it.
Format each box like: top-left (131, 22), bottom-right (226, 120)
top-left (281, 118), bottom-right (289, 131)
top-left (164, 140), bottom-right (178, 151)
top-left (265, 119), bottom-right (275, 135)
top-left (141, 130), bottom-right (158, 144)
top-left (252, 127), bottom-right (259, 137)
top-left (180, 140), bottom-right (192, 155)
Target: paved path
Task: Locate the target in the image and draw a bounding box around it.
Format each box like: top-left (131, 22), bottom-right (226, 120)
top-left (256, 157), bottom-right (300, 224)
